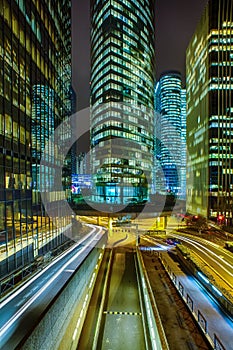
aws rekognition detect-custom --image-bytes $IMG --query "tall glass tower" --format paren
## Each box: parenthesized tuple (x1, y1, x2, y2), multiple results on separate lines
(186, 0, 233, 222)
(0, 0, 72, 278)
(90, 0, 155, 205)
(155, 71, 184, 197)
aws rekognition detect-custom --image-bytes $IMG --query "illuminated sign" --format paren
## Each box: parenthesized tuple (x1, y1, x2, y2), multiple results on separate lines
(71, 174, 92, 195)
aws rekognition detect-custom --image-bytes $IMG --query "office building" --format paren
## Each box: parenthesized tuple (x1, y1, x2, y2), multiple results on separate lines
(186, 0, 233, 221)
(155, 71, 185, 197)
(0, 0, 72, 278)
(90, 0, 155, 204)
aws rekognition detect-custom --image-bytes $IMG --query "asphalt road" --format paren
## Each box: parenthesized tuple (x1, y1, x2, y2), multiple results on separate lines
(0, 225, 104, 350)
(99, 249, 146, 350)
(169, 232, 233, 289)
(142, 235, 233, 349)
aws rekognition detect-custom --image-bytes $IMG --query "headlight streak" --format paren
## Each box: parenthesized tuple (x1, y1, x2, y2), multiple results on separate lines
(1, 225, 100, 309)
(0, 228, 103, 338)
(172, 234, 233, 278)
(197, 271, 210, 284)
(212, 285, 222, 297)
(142, 236, 169, 251)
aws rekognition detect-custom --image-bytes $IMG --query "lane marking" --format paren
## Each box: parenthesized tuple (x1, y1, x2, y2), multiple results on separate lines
(103, 311, 141, 316)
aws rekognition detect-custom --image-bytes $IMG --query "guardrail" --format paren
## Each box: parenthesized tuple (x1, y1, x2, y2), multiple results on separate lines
(175, 245, 233, 318)
(160, 255, 227, 350)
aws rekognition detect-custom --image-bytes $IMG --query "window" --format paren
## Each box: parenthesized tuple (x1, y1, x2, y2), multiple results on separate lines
(5, 114, 12, 136)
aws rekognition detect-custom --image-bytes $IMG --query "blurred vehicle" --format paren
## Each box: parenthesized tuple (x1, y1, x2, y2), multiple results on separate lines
(166, 237, 181, 245)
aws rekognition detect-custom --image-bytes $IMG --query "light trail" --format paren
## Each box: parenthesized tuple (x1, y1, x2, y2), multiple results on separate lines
(141, 236, 170, 251)
(0, 228, 102, 338)
(171, 234, 233, 279)
(0, 226, 98, 308)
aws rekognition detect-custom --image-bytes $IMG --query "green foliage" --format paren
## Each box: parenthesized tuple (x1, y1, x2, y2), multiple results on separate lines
(193, 215, 208, 231)
(185, 214, 208, 232)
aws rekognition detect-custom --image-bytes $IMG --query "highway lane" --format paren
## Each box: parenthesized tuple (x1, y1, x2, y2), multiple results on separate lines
(147, 232, 233, 289)
(99, 249, 146, 350)
(169, 233, 233, 288)
(141, 238, 233, 349)
(0, 225, 105, 350)
(80, 247, 147, 350)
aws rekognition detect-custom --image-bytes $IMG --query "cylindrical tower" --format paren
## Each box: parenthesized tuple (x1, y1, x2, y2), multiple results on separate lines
(155, 71, 182, 196)
(90, 0, 155, 204)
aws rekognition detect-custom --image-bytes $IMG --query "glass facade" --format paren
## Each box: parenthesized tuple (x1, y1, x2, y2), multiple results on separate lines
(186, 0, 233, 220)
(0, 0, 72, 278)
(155, 71, 185, 197)
(90, 0, 155, 204)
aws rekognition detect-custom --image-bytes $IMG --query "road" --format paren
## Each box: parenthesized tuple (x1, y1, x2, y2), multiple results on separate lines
(78, 247, 147, 349)
(142, 234, 233, 349)
(100, 249, 145, 350)
(168, 232, 233, 290)
(0, 225, 105, 350)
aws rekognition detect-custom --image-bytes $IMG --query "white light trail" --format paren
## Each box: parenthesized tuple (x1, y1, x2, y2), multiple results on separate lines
(1, 226, 98, 308)
(0, 228, 102, 338)
(173, 234, 233, 278)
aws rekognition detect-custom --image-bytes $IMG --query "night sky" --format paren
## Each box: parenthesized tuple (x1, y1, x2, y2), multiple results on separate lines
(72, 0, 208, 110)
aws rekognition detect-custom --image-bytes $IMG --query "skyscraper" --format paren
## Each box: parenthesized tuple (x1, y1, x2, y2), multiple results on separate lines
(155, 71, 185, 197)
(0, 1, 72, 278)
(186, 0, 233, 222)
(90, 0, 155, 204)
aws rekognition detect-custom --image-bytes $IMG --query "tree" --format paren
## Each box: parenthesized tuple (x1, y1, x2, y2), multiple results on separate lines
(192, 215, 208, 233)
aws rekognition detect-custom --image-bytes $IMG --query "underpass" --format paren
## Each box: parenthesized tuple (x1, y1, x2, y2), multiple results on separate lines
(78, 247, 148, 349)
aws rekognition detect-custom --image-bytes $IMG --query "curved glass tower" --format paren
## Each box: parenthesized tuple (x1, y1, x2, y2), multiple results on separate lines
(155, 71, 183, 196)
(90, 0, 155, 204)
